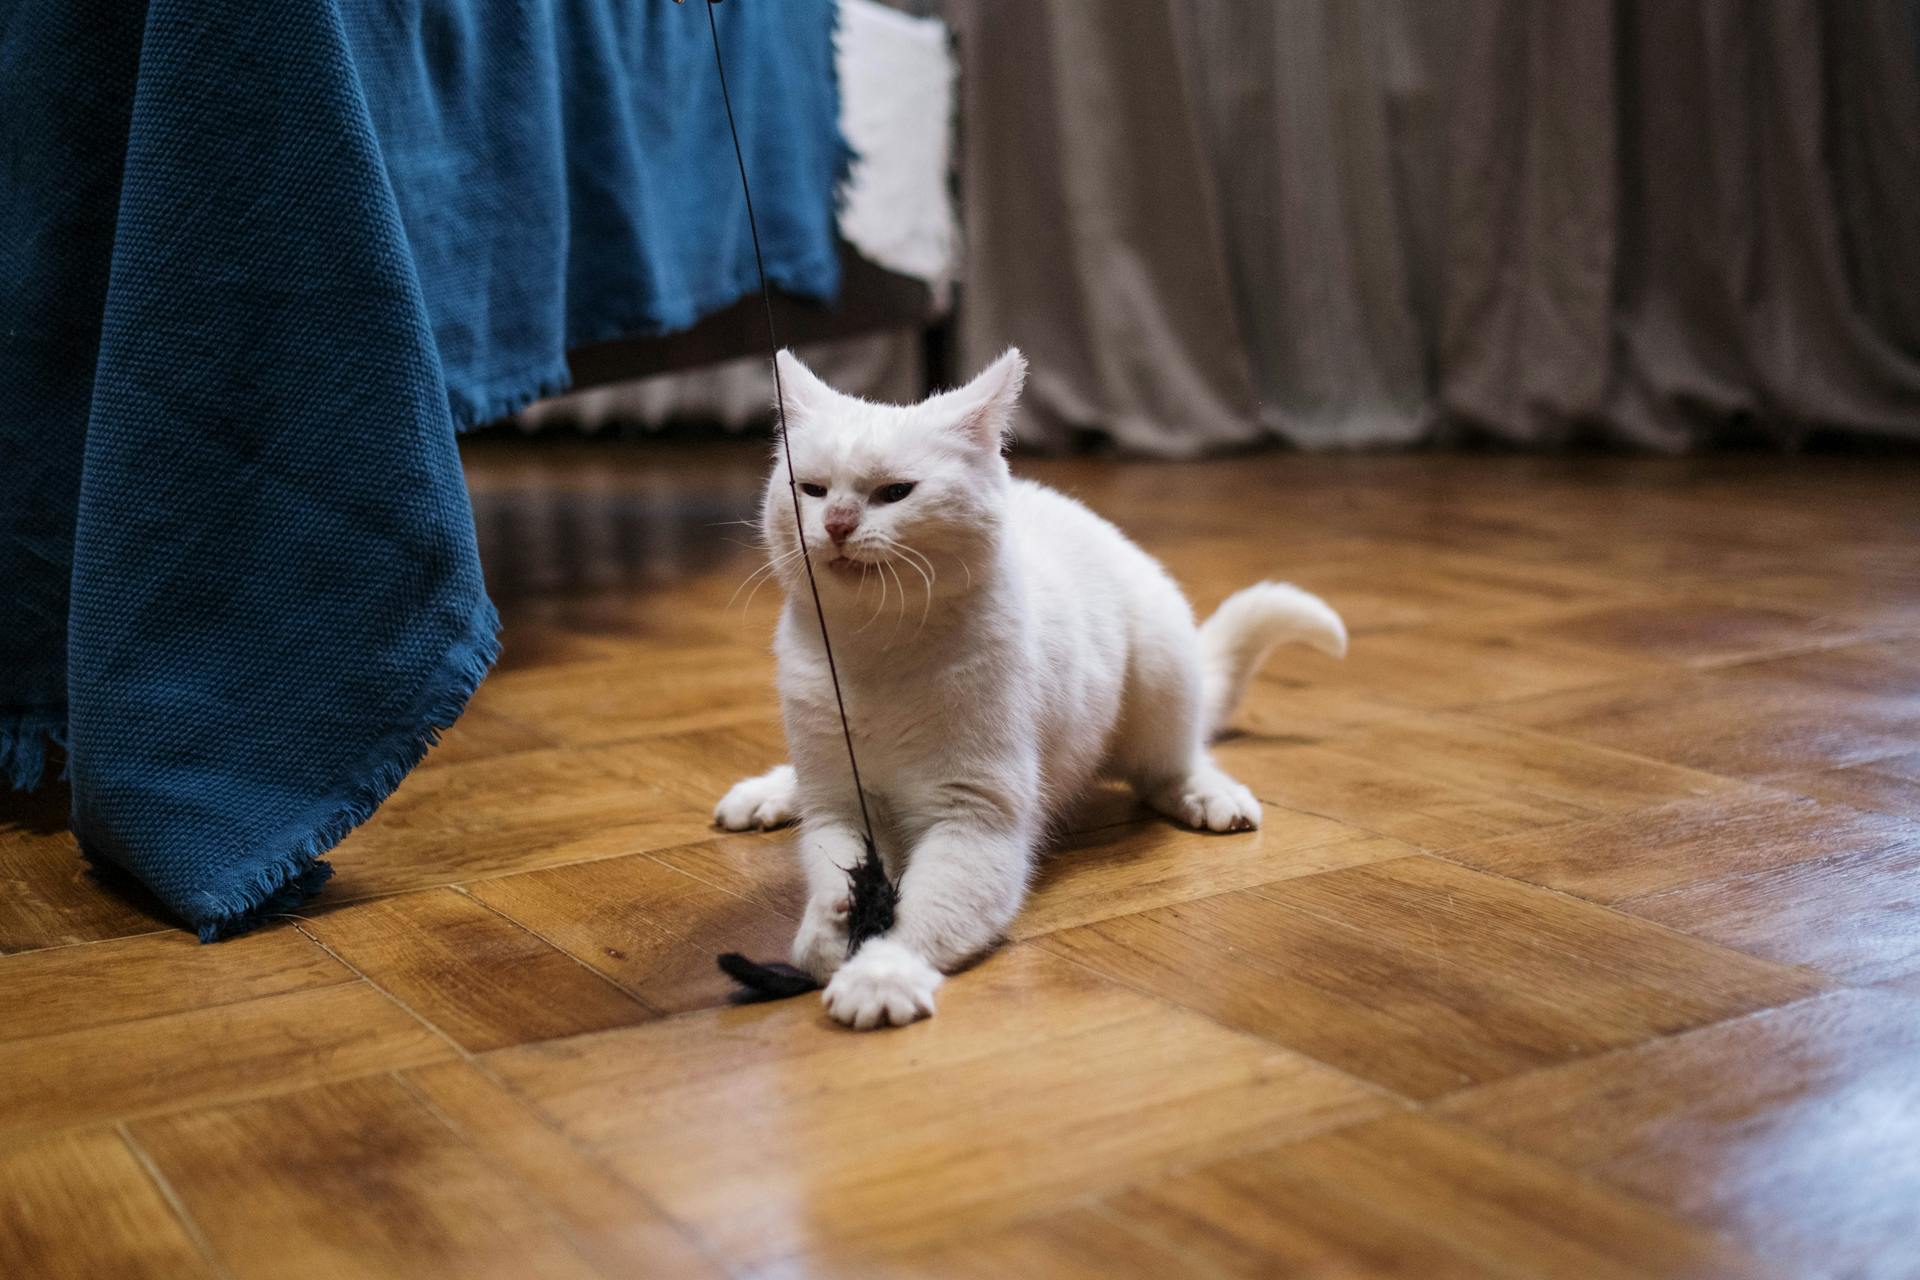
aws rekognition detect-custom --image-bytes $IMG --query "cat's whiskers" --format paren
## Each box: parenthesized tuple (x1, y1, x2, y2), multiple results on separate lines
(854, 556, 891, 633)
(726, 548, 786, 610)
(879, 537, 938, 637)
(883, 558, 911, 644)
(729, 544, 803, 613)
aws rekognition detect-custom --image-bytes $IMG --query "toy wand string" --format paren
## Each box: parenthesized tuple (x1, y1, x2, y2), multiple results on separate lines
(680, 0, 899, 999)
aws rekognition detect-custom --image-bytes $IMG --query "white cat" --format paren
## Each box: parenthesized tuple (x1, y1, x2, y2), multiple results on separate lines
(716, 348, 1346, 1029)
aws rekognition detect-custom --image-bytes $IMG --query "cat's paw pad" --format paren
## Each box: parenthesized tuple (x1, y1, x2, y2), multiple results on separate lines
(714, 766, 797, 831)
(1166, 772, 1262, 833)
(822, 939, 942, 1030)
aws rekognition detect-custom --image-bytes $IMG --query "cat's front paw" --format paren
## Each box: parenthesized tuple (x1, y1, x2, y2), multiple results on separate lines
(714, 765, 797, 831)
(822, 939, 942, 1030)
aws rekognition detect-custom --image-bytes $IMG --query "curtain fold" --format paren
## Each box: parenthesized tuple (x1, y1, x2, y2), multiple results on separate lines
(954, 0, 1261, 454)
(954, 0, 1920, 453)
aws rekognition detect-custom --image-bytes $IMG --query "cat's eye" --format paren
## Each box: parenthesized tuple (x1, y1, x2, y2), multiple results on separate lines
(874, 482, 916, 504)
(798, 483, 827, 498)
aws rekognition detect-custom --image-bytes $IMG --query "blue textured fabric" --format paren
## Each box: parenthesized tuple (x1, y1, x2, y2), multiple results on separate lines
(0, 0, 844, 937)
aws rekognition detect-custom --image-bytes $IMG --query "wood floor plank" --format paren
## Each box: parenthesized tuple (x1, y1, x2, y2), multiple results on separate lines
(0, 981, 452, 1140)
(1731, 636, 1920, 705)
(503, 585, 774, 661)
(1782, 750, 1920, 818)
(484, 616, 629, 673)
(1437, 989, 1920, 1279)
(1013, 820, 1403, 939)
(1385, 542, 1665, 614)
(424, 703, 556, 766)
(1517, 597, 1879, 668)
(1043, 857, 1823, 1098)
(1618, 841, 1920, 985)
(1282, 623, 1663, 710)
(402, 1061, 724, 1278)
(1157, 540, 1435, 634)
(483, 946, 1153, 1121)
(466, 852, 797, 1015)
(324, 744, 715, 899)
(768, 1112, 1771, 1279)
(1212, 739, 1586, 850)
(477, 648, 779, 746)
(520, 1016, 1379, 1267)
(0, 1129, 216, 1279)
(131, 1075, 607, 1280)
(752, 1205, 1202, 1280)
(303, 889, 652, 1051)
(602, 720, 792, 812)
(0, 784, 173, 951)
(1444, 790, 1920, 903)
(1106, 1114, 1769, 1280)
(1229, 672, 1417, 742)
(649, 831, 806, 919)
(487, 945, 1387, 1266)
(1215, 713, 1736, 855)
(1169, 537, 1651, 637)
(1325, 713, 1742, 814)
(0, 925, 349, 1043)
(1727, 560, 1920, 632)
(1489, 667, 1916, 780)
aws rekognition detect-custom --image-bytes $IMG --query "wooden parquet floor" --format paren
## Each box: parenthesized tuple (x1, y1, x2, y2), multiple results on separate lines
(4, 441, 1918, 1278)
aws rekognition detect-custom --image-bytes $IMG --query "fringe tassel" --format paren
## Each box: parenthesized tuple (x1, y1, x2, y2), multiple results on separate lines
(192, 600, 502, 941)
(1, 713, 69, 791)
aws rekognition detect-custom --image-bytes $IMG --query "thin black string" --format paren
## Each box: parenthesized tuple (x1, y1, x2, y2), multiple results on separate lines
(703, 0, 878, 853)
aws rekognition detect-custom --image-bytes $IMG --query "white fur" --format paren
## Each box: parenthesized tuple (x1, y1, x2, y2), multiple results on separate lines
(715, 348, 1345, 1028)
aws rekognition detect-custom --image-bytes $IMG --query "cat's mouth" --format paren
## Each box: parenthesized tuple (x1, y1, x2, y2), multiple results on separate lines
(825, 553, 868, 575)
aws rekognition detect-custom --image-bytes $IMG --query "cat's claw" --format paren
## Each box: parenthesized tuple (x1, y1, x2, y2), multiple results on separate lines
(822, 939, 942, 1030)
(714, 765, 798, 831)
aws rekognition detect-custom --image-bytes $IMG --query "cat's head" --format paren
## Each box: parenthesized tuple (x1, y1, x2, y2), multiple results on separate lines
(760, 347, 1027, 611)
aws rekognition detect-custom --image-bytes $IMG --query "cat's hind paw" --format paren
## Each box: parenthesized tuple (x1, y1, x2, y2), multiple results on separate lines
(714, 765, 798, 831)
(822, 939, 942, 1030)
(1152, 765, 1262, 833)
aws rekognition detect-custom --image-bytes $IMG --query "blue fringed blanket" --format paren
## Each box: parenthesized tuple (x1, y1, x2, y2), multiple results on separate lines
(0, 0, 845, 937)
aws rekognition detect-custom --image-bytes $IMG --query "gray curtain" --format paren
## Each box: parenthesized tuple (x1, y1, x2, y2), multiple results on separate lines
(952, 0, 1920, 453)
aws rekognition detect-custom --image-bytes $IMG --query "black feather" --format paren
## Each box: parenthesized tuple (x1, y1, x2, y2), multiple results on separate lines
(715, 835, 898, 1002)
(842, 834, 897, 953)
(716, 954, 819, 1003)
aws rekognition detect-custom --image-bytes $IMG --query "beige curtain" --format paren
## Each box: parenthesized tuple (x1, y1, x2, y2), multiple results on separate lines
(952, 0, 1920, 453)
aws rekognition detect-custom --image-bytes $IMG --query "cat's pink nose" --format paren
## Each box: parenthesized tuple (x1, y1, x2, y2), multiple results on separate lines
(825, 510, 860, 544)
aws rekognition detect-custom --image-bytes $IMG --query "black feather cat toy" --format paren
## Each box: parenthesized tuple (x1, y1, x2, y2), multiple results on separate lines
(717, 837, 897, 1002)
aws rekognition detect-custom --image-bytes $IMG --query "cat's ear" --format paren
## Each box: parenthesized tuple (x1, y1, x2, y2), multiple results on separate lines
(773, 349, 837, 425)
(926, 347, 1027, 452)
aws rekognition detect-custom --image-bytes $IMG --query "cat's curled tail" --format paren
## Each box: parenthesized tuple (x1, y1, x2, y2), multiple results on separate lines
(1197, 582, 1348, 737)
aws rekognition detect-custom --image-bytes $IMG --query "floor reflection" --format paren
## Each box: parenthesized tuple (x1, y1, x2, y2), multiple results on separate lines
(463, 433, 771, 603)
